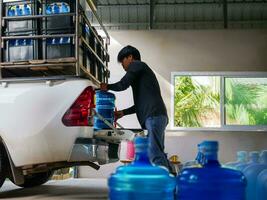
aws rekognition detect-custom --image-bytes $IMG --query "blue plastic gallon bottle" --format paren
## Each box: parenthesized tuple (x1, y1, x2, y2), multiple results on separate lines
(59, 37, 71, 44)
(236, 151, 260, 171)
(15, 5, 22, 16)
(260, 150, 267, 164)
(94, 91, 115, 129)
(177, 141, 247, 200)
(8, 39, 16, 47)
(15, 39, 22, 46)
(61, 2, 70, 13)
(46, 4, 52, 14)
(22, 4, 31, 15)
(8, 6, 15, 16)
(183, 144, 203, 169)
(225, 151, 247, 169)
(52, 3, 60, 14)
(108, 136, 176, 200)
(256, 169, 267, 200)
(243, 151, 267, 200)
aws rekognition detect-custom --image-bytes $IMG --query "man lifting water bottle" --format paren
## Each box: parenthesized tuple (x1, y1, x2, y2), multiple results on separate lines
(100, 45, 172, 172)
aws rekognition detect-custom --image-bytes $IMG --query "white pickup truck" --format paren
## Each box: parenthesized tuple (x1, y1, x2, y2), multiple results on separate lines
(0, 76, 137, 189)
(0, 0, 140, 189)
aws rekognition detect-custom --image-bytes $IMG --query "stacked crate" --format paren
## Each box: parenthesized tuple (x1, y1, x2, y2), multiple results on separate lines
(41, 0, 75, 59)
(81, 20, 109, 82)
(1, 0, 110, 82)
(3, 0, 41, 62)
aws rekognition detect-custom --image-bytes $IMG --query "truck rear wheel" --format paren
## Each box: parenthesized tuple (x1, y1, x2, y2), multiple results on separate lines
(16, 171, 53, 188)
(0, 147, 8, 188)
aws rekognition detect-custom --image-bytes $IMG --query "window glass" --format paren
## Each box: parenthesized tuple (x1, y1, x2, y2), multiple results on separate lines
(174, 76, 220, 127)
(225, 78, 267, 125)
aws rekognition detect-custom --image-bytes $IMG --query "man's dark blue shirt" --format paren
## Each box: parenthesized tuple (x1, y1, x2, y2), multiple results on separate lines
(107, 61, 168, 128)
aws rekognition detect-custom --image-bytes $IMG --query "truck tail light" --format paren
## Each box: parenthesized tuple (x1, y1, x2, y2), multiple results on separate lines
(62, 87, 95, 126)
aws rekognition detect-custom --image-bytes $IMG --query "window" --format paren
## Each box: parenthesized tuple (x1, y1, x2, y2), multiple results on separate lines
(171, 72, 267, 131)
(225, 78, 267, 126)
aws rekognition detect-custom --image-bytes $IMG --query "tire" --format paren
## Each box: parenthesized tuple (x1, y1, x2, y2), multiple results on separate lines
(16, 171, 53, 188)
(0, 146, 8, 188)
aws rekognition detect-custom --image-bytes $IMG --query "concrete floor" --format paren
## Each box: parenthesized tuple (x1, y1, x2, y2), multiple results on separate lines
(0, 179, 108, 200)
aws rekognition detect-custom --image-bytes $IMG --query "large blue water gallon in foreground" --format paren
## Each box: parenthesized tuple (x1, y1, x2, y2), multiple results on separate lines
(94, 91, 115, 130)
(177, 141, 247, 200)
(256, 169, 267, 200)
(108, 137, 176, 200)
(243, 150, 267, 200)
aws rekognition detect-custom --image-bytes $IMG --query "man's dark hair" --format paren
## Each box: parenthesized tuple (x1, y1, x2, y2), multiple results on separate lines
(117, 45, 141, 62)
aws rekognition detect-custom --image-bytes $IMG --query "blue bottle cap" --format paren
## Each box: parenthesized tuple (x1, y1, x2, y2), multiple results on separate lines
(200, 141, 218, 151)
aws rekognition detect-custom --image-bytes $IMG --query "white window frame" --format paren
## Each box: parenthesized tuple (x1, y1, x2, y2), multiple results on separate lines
(171, 71, 267, 132)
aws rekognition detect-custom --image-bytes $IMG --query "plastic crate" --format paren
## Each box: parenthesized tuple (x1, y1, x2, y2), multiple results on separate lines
(42, 36, 75, 59)
(41, 0, 75, 32)
(4, 38, 40, 62)
(4, 1, 40, 35)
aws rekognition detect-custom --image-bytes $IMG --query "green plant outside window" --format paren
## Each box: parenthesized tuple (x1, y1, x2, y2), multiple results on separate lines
(174, 76, 220, 127)
(225, 78, 267, 126)
(174, 76, 267, 128)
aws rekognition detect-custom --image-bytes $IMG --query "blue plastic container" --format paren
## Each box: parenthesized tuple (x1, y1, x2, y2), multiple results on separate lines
(225, 151, 247, 169)
(22, 4, 31, 16)
(61, 2, 70, 13)
(108, 137, 176, 200)
(8, 6, 15, 16)
(177, 141, 247, 200)
(236, 151, 260, 171)
(52, 3, 60, 14)
(94, 91, 115, 130)
(182, 144, 203, 169)
(15, 5, 22, 16)
(256, 169, 267, 200)
(243, 151, 267, 200)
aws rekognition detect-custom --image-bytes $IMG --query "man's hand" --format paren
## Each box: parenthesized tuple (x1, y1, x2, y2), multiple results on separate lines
(100, 83, 108, 91)
(115, 110, 124, 120)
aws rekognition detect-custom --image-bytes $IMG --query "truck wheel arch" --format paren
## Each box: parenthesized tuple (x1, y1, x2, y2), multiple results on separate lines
(0, 137, 25, 185)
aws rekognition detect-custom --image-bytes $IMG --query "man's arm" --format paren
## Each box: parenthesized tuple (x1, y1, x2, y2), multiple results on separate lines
(122, 105, 136, 116)
(107, 62, 143, 91)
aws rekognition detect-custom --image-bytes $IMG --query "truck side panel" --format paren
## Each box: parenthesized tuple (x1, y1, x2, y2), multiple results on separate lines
(0, 79, 95, 167)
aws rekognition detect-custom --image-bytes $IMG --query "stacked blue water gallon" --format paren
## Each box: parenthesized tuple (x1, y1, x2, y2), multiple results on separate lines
(177, 141, 247, 200)
(6, 3, 35, 61)
(46, 3, 71, 46)
(94, 91, 115, 130)
(108, 137, 176, 200)
(236, 151, 260, 171)
(243, 150, 267, 200)
(225, 151, 247, 169)
(257, 168, 267, 200)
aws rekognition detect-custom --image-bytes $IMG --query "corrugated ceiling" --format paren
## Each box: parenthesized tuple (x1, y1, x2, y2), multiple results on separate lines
(90, 0, 267, 29)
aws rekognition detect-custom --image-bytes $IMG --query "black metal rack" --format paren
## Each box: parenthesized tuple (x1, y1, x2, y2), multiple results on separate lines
(0, 0, 110, 85)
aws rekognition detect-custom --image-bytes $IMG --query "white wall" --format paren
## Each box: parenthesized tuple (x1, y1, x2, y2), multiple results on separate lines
(79, 30, 267, 178)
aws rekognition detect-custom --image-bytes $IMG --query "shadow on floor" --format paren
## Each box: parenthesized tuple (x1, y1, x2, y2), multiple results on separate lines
(0, 179, 108, 200)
